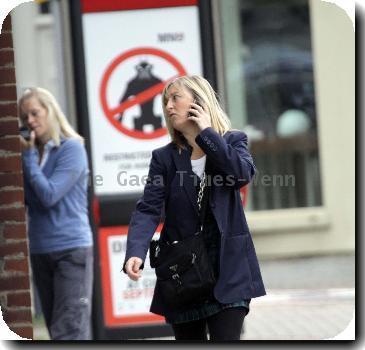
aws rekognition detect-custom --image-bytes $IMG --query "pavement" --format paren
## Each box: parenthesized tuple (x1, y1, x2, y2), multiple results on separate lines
(32, 253, 355, 341)
(241, 287, 354, 340)
(243, 253, 355, 340)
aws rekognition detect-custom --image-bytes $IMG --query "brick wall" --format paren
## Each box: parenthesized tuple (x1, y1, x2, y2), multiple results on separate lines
(0, 14, 33, 339)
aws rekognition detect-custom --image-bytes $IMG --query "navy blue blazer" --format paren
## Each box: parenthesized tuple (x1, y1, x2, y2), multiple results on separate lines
(124, 127, 266, 317)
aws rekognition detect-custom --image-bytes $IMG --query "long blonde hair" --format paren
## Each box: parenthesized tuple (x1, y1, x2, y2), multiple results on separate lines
(162, 75, 231, 148)
(18, 87, 83, 146)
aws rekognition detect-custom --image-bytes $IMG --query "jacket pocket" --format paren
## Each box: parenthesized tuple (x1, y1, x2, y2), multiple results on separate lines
(219, 234, 253, 290)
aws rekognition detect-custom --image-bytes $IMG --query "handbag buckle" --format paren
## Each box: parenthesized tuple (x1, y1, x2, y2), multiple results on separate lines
(169, 264, 178, 272)
(172, 273, 182, 285)
(154, 245, 160, 258)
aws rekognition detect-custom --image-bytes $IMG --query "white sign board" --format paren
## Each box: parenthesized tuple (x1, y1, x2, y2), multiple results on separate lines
(82, 6, 203, 195)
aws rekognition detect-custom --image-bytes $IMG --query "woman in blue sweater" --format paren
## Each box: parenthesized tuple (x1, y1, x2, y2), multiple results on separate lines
(19, 87, 93, 340)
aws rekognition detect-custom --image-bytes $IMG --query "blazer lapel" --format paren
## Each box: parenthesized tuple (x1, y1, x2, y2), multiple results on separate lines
(171, 146, 199, 214)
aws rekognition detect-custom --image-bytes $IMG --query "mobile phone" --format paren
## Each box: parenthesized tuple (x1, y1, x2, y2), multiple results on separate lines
(19, 126, 31, 140)
(189, 96, 202, 117)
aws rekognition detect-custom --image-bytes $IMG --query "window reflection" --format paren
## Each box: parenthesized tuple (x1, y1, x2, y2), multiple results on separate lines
(224, 0, 322, 210)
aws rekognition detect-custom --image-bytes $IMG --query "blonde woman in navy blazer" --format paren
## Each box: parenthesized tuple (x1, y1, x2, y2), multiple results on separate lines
(124, 75, 266, 340)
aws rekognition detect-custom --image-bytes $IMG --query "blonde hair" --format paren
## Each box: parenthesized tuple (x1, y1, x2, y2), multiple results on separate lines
(162, 75, 231, 148)
(18, 87, 83, 146)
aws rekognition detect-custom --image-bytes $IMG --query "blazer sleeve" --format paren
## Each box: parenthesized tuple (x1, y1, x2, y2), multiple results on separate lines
(195, 127, 256, 189)
(123, 149, 166, 272)
(22, 139, 87, 208)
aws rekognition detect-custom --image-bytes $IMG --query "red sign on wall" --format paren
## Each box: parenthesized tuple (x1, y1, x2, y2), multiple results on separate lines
(99, 225, 164, 327)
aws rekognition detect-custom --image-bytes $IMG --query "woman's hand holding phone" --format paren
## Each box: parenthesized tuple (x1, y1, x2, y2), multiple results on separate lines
(187, 100, 212, 131)
(19, 128, 36, 151)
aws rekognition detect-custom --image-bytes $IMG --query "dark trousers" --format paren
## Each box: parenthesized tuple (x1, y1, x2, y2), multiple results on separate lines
(171, 307, 248, 341)
(30, 246, 93, 340)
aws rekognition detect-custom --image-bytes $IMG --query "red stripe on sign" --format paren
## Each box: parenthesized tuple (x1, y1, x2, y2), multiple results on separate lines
(81, 0, 198, 13)
(109, 80, 169, 116)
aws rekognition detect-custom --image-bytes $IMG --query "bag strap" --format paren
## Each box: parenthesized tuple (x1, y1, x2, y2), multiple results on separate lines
(197, 171, 206, 212)
(157, 170, 209, 247)
(197, 171, 209, 232)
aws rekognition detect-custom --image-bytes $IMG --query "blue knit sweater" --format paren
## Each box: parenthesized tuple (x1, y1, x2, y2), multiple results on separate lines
(22, 138, 93, 254)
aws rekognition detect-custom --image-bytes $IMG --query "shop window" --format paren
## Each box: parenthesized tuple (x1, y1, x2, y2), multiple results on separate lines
(219, 0, 322, 210)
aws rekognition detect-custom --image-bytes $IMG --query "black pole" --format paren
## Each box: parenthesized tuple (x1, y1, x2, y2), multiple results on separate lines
(199, 0, 217, 90)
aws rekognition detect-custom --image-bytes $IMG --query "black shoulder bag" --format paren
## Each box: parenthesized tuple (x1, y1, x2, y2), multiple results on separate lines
(149, 171, 216, 309)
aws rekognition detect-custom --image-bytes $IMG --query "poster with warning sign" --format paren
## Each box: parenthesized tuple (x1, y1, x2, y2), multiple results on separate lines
(81, 1, 203, 196)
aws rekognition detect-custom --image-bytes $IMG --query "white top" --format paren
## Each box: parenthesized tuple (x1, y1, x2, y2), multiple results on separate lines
(191, 155, 206, 179)
(39, 139, 57, 169)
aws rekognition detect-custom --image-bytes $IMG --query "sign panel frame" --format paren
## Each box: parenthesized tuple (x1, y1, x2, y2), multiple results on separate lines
(69, 0, 216, 339)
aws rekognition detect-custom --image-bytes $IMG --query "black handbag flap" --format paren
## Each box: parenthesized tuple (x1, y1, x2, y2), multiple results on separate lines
(155, 251, 195, 280)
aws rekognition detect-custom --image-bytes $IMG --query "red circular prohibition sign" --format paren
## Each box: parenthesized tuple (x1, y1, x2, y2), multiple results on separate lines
(100, 47, 187, 140)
